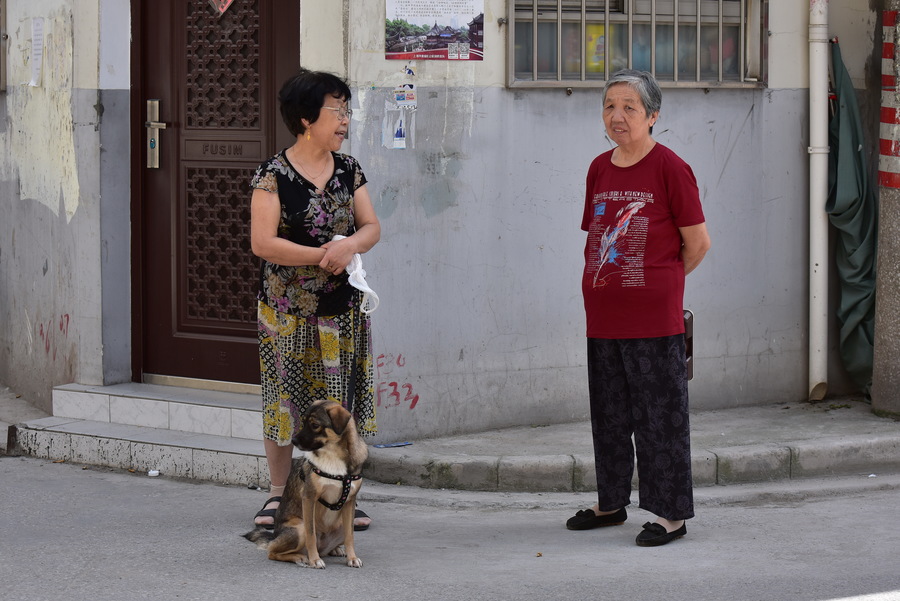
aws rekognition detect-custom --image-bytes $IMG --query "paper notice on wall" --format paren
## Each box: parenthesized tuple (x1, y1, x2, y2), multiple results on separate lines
(29, 18, 44, 87)
(383, 104, 416, 150)
(383, 84, 417, 149)
(393, 84, 417, 108)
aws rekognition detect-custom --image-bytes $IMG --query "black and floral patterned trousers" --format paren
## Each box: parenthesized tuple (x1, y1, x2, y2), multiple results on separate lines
(587, 335, 695, 521)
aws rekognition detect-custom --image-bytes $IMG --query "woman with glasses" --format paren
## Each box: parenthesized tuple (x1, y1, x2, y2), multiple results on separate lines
(567, 69, 710, 546)
(249, 69, 380, 532)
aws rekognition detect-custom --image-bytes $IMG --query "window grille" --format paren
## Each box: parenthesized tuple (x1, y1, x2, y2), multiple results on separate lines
(508, 0, 766, 88)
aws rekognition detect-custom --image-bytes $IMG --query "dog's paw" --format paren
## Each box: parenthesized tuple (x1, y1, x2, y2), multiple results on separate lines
(296, 556, 326, 569)
(329, 544, 347, 557)
(346, 556, 363, 568)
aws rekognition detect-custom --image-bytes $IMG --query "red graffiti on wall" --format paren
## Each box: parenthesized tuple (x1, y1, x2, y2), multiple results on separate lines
(375, 353, 420, 409)
(38, 314, 70, 361)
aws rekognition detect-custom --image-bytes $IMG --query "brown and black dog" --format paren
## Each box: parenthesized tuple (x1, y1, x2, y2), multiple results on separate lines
(244, 400, 368, 568)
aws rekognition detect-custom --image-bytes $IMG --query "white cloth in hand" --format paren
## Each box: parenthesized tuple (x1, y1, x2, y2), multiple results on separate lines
(332, 235, 379, 314)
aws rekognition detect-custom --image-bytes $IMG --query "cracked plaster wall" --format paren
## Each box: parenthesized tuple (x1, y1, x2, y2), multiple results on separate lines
(0, 0, 108, 411)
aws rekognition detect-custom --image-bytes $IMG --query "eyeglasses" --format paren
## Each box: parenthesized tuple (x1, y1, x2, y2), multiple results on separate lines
(322, 106, 353, 120)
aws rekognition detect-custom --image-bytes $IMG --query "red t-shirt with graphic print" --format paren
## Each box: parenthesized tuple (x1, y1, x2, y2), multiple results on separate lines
(581, 143, 705, 339)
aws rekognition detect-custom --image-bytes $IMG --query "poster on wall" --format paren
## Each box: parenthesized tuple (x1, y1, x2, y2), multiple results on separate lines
(383, 84, 417, 149)
(385, 0, 484, 61)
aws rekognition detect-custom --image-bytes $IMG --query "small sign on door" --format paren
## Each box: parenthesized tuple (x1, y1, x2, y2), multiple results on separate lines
(209, 0, 236, 16)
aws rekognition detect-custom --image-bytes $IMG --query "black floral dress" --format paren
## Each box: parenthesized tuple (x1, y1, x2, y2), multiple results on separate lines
(250, 150, 376, 442)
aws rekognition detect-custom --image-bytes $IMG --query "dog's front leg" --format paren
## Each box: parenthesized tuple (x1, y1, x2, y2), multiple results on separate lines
(300, 497, 325, 569)
(342, 500, 362, 568)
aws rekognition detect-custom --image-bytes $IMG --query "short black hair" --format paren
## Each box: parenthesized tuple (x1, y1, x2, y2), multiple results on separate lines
(279, 69, 353, 138)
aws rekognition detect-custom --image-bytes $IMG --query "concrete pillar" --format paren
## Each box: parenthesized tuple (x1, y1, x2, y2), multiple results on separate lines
(872, 2, 900, 417)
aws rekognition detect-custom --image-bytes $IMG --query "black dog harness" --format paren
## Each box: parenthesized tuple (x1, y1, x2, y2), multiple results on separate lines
(310, 466, 362, 511)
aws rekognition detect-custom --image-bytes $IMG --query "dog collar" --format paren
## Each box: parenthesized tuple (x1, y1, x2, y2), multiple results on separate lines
(311, 466, 362, 511)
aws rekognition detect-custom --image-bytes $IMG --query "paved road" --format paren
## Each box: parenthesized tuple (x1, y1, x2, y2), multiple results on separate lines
(2, 454, 899, 601)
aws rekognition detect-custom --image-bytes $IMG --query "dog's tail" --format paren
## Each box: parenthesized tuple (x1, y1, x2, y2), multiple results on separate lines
(242, 527, 276, 548)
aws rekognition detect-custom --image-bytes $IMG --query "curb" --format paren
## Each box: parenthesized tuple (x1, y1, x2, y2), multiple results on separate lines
(365, 435, 900, 493)
(355, 471, 900, 511)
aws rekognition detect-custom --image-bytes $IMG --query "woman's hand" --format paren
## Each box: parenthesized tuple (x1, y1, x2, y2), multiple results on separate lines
(319, 238, 355, 275)
(319, 184, 381, 275)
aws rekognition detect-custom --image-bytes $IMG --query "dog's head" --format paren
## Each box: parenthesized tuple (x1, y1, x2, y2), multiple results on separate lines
(291, 400, 353, 452)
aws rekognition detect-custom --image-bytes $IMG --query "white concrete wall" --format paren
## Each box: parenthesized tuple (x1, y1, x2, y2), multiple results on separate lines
(0, 0, 126, 410)
(0, 0, 881, 435)
(827, 3, 878, 90)
(328, 1, 877, 439)
(765, 2, 874, 89)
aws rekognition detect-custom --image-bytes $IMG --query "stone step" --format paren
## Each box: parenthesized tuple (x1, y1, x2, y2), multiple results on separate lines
(26, 383, 271, 486)
(14, 416, 268, 487)
(52, 382, 262, 441)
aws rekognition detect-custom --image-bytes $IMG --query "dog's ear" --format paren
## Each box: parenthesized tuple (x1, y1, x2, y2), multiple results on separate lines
(326, 403, 351, 435)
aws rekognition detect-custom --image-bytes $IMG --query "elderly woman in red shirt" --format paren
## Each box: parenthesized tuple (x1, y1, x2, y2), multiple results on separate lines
(567, 69, 711, 547)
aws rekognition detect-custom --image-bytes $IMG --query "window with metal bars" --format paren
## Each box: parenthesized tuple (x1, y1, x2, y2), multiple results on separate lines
(508, 0, 766, 87)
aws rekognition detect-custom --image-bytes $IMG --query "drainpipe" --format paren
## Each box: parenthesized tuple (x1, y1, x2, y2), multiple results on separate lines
(808, 0, 829, 401)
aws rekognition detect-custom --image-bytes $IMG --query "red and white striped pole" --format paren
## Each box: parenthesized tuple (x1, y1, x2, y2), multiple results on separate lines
(872, 5, 900, 417)
(879, 10, 900, 188)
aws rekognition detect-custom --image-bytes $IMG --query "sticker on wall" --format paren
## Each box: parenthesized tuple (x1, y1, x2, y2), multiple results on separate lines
(29, 18, 44, 87)
(385, 0, 484, 61)
(383, 104, 416, 150)
(393, 84, 417, 108)
(391, 112, 408, 149)
(383, 84, 417, 150)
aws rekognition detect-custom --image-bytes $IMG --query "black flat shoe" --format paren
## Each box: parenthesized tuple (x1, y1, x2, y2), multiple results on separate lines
(566, 507, 627, 530)
(635, 521, 687, 547)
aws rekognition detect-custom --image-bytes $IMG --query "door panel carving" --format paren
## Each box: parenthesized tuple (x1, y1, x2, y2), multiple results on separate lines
(185, 2, 261, 129)
(183, 167, 258, 325)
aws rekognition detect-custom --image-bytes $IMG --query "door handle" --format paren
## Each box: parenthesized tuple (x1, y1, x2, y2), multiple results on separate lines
(145, 99, 168, 169)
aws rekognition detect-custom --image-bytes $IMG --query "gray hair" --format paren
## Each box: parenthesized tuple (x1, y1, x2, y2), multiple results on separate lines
(602, 69, 662, 117)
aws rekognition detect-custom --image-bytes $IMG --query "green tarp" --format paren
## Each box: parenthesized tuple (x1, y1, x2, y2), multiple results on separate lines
(826, 41, 878, 392)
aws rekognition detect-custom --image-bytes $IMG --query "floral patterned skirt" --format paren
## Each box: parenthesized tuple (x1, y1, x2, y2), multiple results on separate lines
(258, 300, 376, 444)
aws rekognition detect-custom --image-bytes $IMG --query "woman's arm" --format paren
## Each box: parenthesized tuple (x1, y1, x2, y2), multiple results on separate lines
(250, 187, 327, 266)
(319, 184, 381, 274)
(679, 222, 710, 275)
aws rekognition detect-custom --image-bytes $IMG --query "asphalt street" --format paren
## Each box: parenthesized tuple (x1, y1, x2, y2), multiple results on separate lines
(2, 454, 899, 601)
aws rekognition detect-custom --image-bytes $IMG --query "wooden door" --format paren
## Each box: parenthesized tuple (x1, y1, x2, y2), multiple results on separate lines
(134, 1, 298, 384)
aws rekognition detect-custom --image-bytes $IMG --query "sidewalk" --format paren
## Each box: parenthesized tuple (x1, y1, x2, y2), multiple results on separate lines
(363, 397, 900, 491)
(3, 384, 899, 491)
